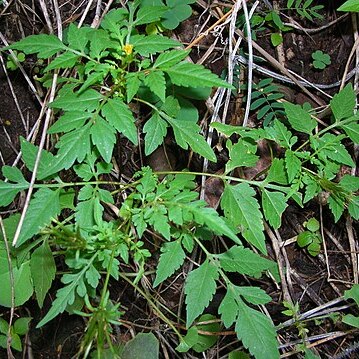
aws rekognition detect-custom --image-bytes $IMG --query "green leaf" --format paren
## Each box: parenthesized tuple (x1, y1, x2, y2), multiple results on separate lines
(221, 183, 266, 254)
(219, 287, 239, 328)
(48, 111, 91, 134)
(13, 317, 32, 335)
(342, 314, 359, 328)
(44, 52, 79, 71)
(176, 327, 198, 352)
(341, 118, 359, 143)
(67, 23, 93, 51)
(143, 112, 168, 155)
(102, 98, 138, 145)
(192, 314, 220, 353)
(126, 73, 142, 102)
(328, 195, 345, 222)
(344, 284, 359, 306)
(17, 188, 61, 246)
(90, 116, 116, 162)
(161, 0, 196, 30)
(261, 189, 288, 229)
(185, 260, 219, 327)
(226, 140, 259, 172)
(164, 115, 216, 162)
(131, 34, 180, 56)
(50, 85, 103, 112)
(135, 6, 167, 25)
(122, 333, 159, 359)
(338, 0, 359, 12)
(306, 217, 320, 232)
(165, 62, 233, 89)
(330, 84, 355, 121)
(0, 181, 29, 207)
(266, 158, 288, 185)
(44, 122, 92, 175)
(37, 254, 97, 327)
(235, 299, 279, 359)
(100, 9, 128, 38)
(284, 102, 317, 134)
(30, 240, 56, 308)
(7, 34, 66, 58)
(270, 33, 283, 46)
(265, 119, 297, 149)
(297, 231, 315, 247)
(144, 70, 166, 101)
(217, 246, 277, 278)
(20, 137, 56, 179)
(154, 49, 190, 68)
(153, 240, 186, 287)
(285, 150, 301, 182)
(236, 286, 272, 305)
(87, 29, 118, 59)
(2, 165, 26, 183)
(0, 251, 33, 307)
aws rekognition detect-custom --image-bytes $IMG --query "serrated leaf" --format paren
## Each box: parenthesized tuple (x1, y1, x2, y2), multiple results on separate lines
(90, 116, 116, 162)
(131, 34, 180, 56)
(17, 188, 61, 246)
(219, 287, 238, 328)
(185, 260, 219, 327)
(0, 257, 33, 307)
(330, 84, 355, 121)
(285, 150, 301, 182)
(236, 286, 272, 305)
(284, 102, 317, 134)
(266, 158, 288, 185)
(165, 62, 232, 89)
(348, 196, 359, 220)
(87, 29, 118, 59)
(0, 181, 29, 207)
(13, 317, 32, 336)
(100, 8, 128, 38)
(261, 189, 287, 229)
(50, 86, 103, 112)
(319, 133, 355, 167)
(44, 52, 79, 71)
(143, 112, 168, 155)
(221, 183, 266, 254)
(235, 299, 279, 359)
(30, 240, 56, 308)
(226, 140, 259, 172)
(102, 98, 138, 145)
(126, 73, 142, 102)
(164, 116, 216, 162)
(67, 23, 93, 52)
(266, 119, 297, 149)
(338, 0, 359, 12)
(154, 49, 190, 68)
(217, 246, 276, 278)
(44, 123, 92, 176)
(37, 254, 97, 327)
(144, 70, 166, 101)
(341, 118, 359, 143)
(135, 6, 167, 25)
(153, 240, 186, 287)
(48, 111, 91, 134)
(328, 195, 345, 222)
(20, 137, 56, 179)
(7, 34, 66, 58)
(2, 165, 26, 183)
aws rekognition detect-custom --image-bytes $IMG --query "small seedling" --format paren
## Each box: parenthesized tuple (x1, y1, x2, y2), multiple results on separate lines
(6, 51, 25, 71)
(0, 317, 32, 352)
(312, 50, 331, 70)
(297, 217, 322, 256)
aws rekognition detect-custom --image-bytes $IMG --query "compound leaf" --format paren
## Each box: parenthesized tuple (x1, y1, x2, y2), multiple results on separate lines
(185, 260, 219, 327)
(143, 112, 168, 155)
(144, 70, 166, 101)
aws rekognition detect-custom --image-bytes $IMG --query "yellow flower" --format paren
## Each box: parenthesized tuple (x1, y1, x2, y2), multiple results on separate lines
(123, 44, 133, 56)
